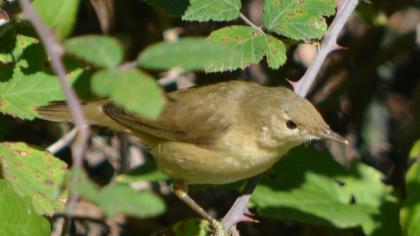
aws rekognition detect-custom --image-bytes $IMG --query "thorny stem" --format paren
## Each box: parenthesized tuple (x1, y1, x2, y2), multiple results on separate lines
(222, 0, 360, 231)
(295, 0, 359, 97)
(18, 0, 90, 218)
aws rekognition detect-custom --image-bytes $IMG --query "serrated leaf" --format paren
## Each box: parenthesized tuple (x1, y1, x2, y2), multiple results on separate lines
(252, 147, 400, 235)
(0, 180, 50, 236)
(65, 35, 124, 68)
(0, 73, 64, 119)
(32, 0, 79, 39)
(0, 30, 48, 81)
(143, 0, 189, 15)
(152, 219, 211, 236)
(91, 69, 165, 119)
(401, 140, 420, 236)
(138, 37, 237, 71)
(0, 142, 68, 215)
(182, 0, 241, 22)
(207, 26, 286, 72)
(262, 0, 336, 40)
(116, 160, 168, 184)
(0, 31, 39, 64)
(0, 70, 82, 119)
(264, 34, 287, 69)
(79, 178, 165, 218)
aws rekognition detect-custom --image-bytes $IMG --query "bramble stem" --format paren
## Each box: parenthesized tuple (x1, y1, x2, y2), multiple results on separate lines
(18, 0, 90, 220)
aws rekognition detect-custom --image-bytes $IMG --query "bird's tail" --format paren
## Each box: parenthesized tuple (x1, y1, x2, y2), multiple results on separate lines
(36, 100, 124, 131)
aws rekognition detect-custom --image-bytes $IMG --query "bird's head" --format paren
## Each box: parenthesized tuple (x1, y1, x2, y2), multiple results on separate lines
(255, 87, 347, 150)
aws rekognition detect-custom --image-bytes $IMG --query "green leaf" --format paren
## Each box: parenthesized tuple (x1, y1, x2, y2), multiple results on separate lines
(0, 73, 64, 119)
(0, 142, 68, 215)
(0, 30, 48, 80)
(401, 140, 420, 236)
(91, 69, 165, 119)
(265, 34, 287, 69)
(207, 26, 286, 72)
(0, 180, 51, 236)
(117, 160, 169, 184)
(138, 37, 237, 71)
(252, 147, 400, 235)
(143, 0, 189, 15)
(152, 219, 211, 236)
(79, 179, 165, 218)
(182, 0, 241, 22)
(409, 139, 420, 161)
(0, 31, 39, 64)
(65, 35, 124, 68)
(32, 0, 79, 39)
(262, 0, 336, 40)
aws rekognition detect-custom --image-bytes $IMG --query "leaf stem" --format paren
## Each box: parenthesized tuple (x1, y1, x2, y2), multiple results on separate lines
(18, 0, 90, 219)
(239, 13, 264, 33)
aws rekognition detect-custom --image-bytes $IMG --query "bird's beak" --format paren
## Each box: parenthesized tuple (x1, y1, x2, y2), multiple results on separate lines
(318, 127, 348, 145)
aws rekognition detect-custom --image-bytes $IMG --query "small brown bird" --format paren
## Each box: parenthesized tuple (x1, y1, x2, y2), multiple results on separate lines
(37, 80, 347, 226)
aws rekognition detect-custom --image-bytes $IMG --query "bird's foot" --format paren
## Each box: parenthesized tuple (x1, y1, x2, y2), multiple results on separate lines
(207, 218, 228, 236)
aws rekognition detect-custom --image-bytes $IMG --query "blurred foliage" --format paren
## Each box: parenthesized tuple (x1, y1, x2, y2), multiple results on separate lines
(0, 0, 418, 235)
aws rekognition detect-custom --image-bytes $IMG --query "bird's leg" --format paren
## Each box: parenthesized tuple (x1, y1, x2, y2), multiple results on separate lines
(172, 181, 226, 235)
(173, 180, 216, 222)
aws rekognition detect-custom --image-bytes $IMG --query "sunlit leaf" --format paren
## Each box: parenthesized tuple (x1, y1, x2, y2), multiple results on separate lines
(91, 69, 165, 119)
(138, 37, 237, 71)
(65, 35, 124, 68)
(32, 0, 79, 39)
(0, 142, 68, 215)
(401, 140, 420, 236)
(252, 147, 400, 235)
(207, 26, 286, 71)
(0, 180, 50, 236)
(182, 0, 241, 22)
(262, 0, 336, 40)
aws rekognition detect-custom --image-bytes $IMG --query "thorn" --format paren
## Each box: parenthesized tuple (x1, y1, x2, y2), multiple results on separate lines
(332, 43, 347, 51)
(237, 214, 259, 224)
(286, 79, 299, 91)
(243, 208, 255, 217)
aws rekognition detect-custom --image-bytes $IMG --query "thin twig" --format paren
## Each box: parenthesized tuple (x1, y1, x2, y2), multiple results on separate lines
(239, 13, 264, 33)
(222, 0, 360, 230)
(47, 128, 78, 154)
(18, 0, 90, 217)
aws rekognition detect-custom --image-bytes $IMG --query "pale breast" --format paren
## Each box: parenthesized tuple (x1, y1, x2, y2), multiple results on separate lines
(150, 139, 286, 184)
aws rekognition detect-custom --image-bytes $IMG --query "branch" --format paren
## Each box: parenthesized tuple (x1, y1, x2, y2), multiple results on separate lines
(47, 128, 78, 154)
(222, 0, 360, 230)
(18, 0, 90, 215)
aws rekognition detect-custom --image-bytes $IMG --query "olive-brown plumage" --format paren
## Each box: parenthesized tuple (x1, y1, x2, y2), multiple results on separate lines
(38, 80, 346, 184)
(37, 80, 347, 225)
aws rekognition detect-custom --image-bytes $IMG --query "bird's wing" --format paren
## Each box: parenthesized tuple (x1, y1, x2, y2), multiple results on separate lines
(103, 81, 248, 144)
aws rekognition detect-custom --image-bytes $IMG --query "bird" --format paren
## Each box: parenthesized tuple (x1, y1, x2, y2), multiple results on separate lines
(37, 80, 347, 228)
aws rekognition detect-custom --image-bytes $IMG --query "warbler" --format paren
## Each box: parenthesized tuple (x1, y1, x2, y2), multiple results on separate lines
(37, 80, 347, 226)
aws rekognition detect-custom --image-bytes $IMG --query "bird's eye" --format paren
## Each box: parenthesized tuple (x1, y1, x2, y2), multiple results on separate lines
(286, 120, 297, 129)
